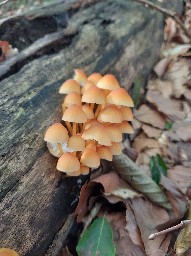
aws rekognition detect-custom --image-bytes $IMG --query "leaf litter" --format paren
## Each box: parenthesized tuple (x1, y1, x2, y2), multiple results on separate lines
(67, 4, 191, 256)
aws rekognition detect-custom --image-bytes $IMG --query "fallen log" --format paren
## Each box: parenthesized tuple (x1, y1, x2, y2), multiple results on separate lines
(0, 0, 183, 255)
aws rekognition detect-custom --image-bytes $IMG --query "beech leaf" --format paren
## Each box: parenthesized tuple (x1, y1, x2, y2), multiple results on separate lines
(113, 153, 171, 210)
(76, 217, 116, 256)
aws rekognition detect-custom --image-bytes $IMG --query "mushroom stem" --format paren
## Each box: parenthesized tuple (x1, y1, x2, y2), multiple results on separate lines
(73, 122, 77, 135)
(79, 123, 83, 132)
(104, 89, 110, 97)
(65, 121, 73, 135)
(94, 104, 102, 118)
(90, 103, 95, 110)
(58, 143, 64, 155)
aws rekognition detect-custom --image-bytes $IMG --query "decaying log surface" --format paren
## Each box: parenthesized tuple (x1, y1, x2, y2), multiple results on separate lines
(0, 0, 183, 255)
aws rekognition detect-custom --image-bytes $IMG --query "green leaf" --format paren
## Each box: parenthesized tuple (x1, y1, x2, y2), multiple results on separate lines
(77, 217, 116, 256)
(164, 121, 173, 130)
(149, 154, 168, 184)
(132, 75, 143, 108)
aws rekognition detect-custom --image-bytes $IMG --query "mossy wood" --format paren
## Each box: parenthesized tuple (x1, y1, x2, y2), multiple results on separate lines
(0, 0, 183, 255)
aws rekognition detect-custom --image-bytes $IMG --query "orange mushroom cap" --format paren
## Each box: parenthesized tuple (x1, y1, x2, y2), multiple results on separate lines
(82, 104, 95, 119)
(87, 73, 102, 85)
(68, 134, 85, 151)
(120, 106, 133, 121)
(120, 121, 134, 134)
(57, 152, 80, 173)
(82, 86, 106, 105)
(106, 88, 134, 107)
(74, 69, 87, 86)
(62, 104, 87, 123)
(97, 146, 113, 161)
(59, 79, 81, 94)
(80, 164, 90, 175)
(44, 123, 69, 143)
(81, 81, 95, 94)
(80, 148, 100, 168)
(97, 74, 120, 90)
(106, 124, 122, 142)
(97, 105, 123, 124)
(0, 248, 19, 256)
(63, 92, 82, 107)
(82, 124, 112, 146)
(110, 142, 122, 155)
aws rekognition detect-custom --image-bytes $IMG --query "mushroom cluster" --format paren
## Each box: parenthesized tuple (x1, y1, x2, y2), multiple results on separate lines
(44, 69, 134, 176)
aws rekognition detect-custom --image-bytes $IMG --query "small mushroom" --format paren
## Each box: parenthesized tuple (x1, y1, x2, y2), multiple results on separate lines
(59, 79, 81, 94)
(0, 248, 19, 256)
(62, 92, 82, 108)
(110, 142, 122, 155)
(57, 152, 80, 174)
(106, 88, 134, 107)
(44, 123, 69, 157)
(97, 74, 120, 90)
(62, 104, 87, 135)
(97, 105, 123, 124)
(97, 146, 113, 161)
(87, 73, 102, 85)
(74, 69, 87, 86)
(82, 124, 112, 146)
(80, 148, 100, 168)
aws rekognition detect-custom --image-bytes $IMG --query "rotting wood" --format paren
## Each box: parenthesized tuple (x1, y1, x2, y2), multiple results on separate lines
(0, 0, 183, 255)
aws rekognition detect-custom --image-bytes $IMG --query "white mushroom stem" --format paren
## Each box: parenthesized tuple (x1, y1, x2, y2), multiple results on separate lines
(58, 143, 64, 155)
(73, 122, 77, 135)
(94, 104, 102, 118)
(65, 121, 73, 135)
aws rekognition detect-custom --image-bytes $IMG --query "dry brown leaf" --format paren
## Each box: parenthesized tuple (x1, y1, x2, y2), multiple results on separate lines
(103, 211, 146, 256)
(126, 203, 144, 249)
(147, 79, 173, 98)
(154, 58, 172, 77)
(165, 17, 177, 42)
(160, 176, 188, 221)
(166, 121, 191, 142)
(134, 105, 166, 129)
(168, 165, 191, 194)
(147, 90, 185, 120)
(133, 132, 160, 153)
(131, 197, 171, 256)
(164, 60, 190, 98)
(142, 124, 161, 139)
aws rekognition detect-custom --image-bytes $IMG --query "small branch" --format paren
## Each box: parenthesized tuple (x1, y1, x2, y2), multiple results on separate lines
(133, 0, 191, 40)
(0, 0, 9, 6)
(149, 220, 191, 240)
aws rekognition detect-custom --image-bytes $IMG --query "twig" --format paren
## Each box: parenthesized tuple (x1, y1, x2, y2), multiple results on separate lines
(0, 0, 9, 6)
(0, 27, 76, 78)
(149, 220, 191, 240)
(133, 0, 191, 39)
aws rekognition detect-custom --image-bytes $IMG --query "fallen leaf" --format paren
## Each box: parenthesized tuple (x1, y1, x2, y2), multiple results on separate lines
(134, 104, 166, 129)
(104, 211, 146, 256)
(165, 17, 177, 41)
(175, 202, 191, 256)
(168, 166, 191, 194)
(142, 124, 161, 139)
(147, 79, 173, 98)
(154, 58, 172, 78)
(133, 132, 160, 153)
(162, 44, 191, 57)
(147, 90, 185, 120)
(164, 60, 190, 98)
(76, 217, 116, 256)
(131, 197, 171, 256)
